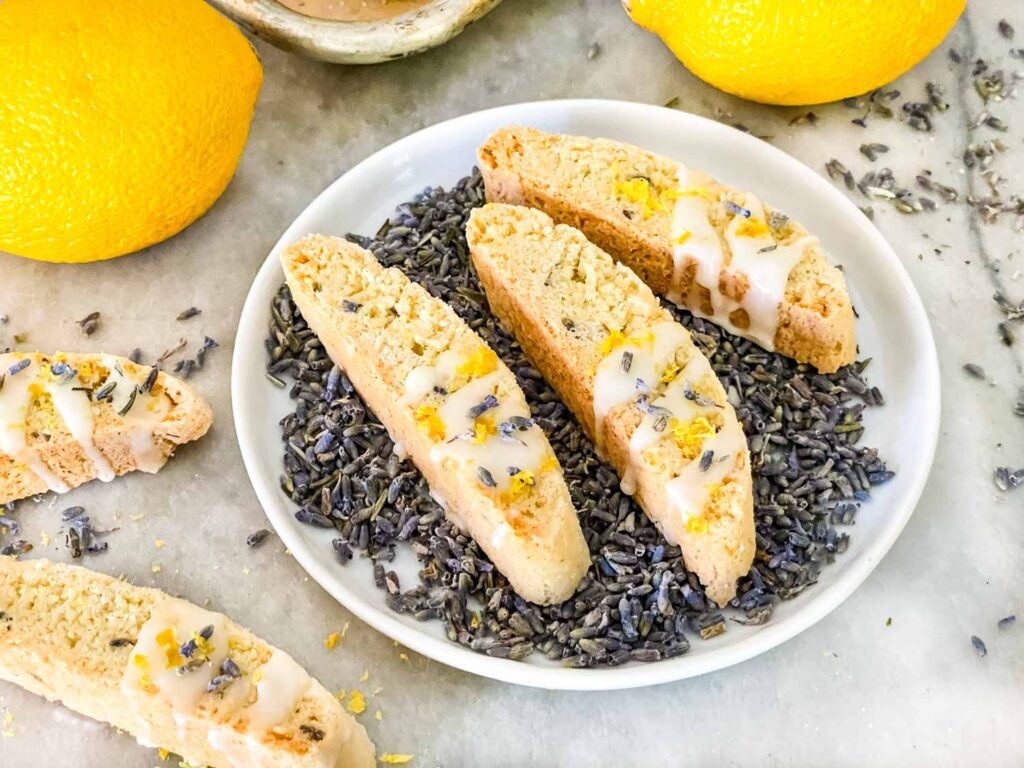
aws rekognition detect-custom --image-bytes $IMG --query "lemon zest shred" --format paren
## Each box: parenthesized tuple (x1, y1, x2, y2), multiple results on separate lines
(686, 515, 709, 535)
(599, 328, 653, 358)
(164, 646, 184, 669)
(471, 414, 497, 444)
(669, 416, 716, 458)
(456, 347, 498, 378)
(680, 185, 715, 201)
(659, 363, 681, 384)
(413, 405, 445, 441)
(599, 329, 627, 357)
(347, 690, 366, 715)
(735, 217, 773, 238)
(508, 469, 535, 499)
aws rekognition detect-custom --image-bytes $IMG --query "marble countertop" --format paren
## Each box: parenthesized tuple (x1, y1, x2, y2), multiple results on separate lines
(2, 2, 1021, 765)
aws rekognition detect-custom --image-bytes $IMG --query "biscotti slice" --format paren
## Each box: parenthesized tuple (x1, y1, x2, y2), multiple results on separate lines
(281, 234, 590, 605)
(467, 204, 755, 605)
(0, 352, 212, 504)
(0, 557, 374, 767)
(477, 126, 857, 374)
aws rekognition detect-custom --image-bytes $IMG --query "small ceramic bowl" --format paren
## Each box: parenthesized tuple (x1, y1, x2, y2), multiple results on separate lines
(209, 0, 502, 64)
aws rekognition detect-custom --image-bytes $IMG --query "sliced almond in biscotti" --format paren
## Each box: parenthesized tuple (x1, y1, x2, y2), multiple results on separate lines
(467, 203, 755, 605)
(477, 126, 857, 374)
(0, 352, 212, 505)
(0, 557, 375, 768)
(281, 234, 590, 605)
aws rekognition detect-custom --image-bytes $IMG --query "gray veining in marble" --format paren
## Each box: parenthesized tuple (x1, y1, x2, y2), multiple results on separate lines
(1, 1, 1021, 765)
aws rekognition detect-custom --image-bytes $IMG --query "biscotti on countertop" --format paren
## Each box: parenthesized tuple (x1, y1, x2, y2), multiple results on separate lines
(281, 234, 590, 605)
(477, 126, 856, 374)
(467, 203, 755, 605)
(0, 557, 375, 768)
(0, 352, 212, 505)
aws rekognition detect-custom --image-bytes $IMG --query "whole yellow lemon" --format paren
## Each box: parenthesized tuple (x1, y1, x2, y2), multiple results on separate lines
(623, 0, 965, 106)
(0, 0, 262, 263)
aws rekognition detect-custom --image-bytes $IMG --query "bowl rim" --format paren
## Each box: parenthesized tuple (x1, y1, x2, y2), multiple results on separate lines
(231, 98, 941, 690)
(210, 0, 503, 63)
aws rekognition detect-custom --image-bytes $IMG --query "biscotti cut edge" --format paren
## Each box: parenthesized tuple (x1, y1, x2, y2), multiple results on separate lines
(477, 126, 857, 374)
(281, 234, 590, 606)
(467, 203, 755, 605)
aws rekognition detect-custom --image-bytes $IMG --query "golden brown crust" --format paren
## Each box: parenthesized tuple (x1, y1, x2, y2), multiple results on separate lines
(467, 204, 754, 605)
(281, 235, 589, 605)
(478, 126, 857, 373)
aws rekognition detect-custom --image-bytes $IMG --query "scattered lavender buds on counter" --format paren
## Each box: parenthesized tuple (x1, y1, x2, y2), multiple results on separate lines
(158, 338, 187, 365)
(971, 635, 988, 657)
(998, 615, 1016, 630)
(177, 306, 202, 321)
(77, 311, 100, 336)
(62, 506, 112, 558)
(859, 143, 889, 162)
(173, 336, 218, 379)
(993, 467, 1024, 491)
(963, 363, 986, 380)
(246, 529, 272, 548)
(0, 540, 31, 557)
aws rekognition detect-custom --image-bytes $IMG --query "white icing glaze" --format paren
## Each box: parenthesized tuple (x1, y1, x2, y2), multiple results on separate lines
(125, 600, 320, 755)
(400, 349, 460, 406)
(664, 419, 747, 526)
(123, 599, 229, 713)
(670, 164, 811, 351)
(241, 650, 312, 732)
(621, 355, 721, 496)
(591, 322, 690, 454)
(432, 371, 547, 494)
(44, 366, 115, 482)
(491, 521, 512, 549)
(99, 356, 170, 473)
(0, 353, 69, 493)
(406, 349, 550, 496)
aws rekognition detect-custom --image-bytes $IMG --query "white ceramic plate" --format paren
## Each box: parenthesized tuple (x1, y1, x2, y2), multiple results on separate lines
(232, 99, 940, 690)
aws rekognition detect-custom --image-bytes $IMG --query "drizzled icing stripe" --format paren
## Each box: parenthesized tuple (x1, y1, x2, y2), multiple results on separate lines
(404, 347, 552, 505)
(0, 354, 69, 493)
(0, 353, 172, 495)
(125, 599, 315, 747)
(590, 322, 748, 531)
(668, 163, 813, 351)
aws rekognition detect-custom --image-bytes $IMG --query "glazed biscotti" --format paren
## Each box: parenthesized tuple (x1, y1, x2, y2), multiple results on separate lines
(467, 204, 754, 605)
(0, 352, 212, 504)
(0, 558, 375, 768)
(477, 126, 857, 373)
(281, 234, 590, 605)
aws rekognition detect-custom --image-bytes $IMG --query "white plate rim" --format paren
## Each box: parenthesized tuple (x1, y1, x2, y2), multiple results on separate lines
(231, 98, 941, 691)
